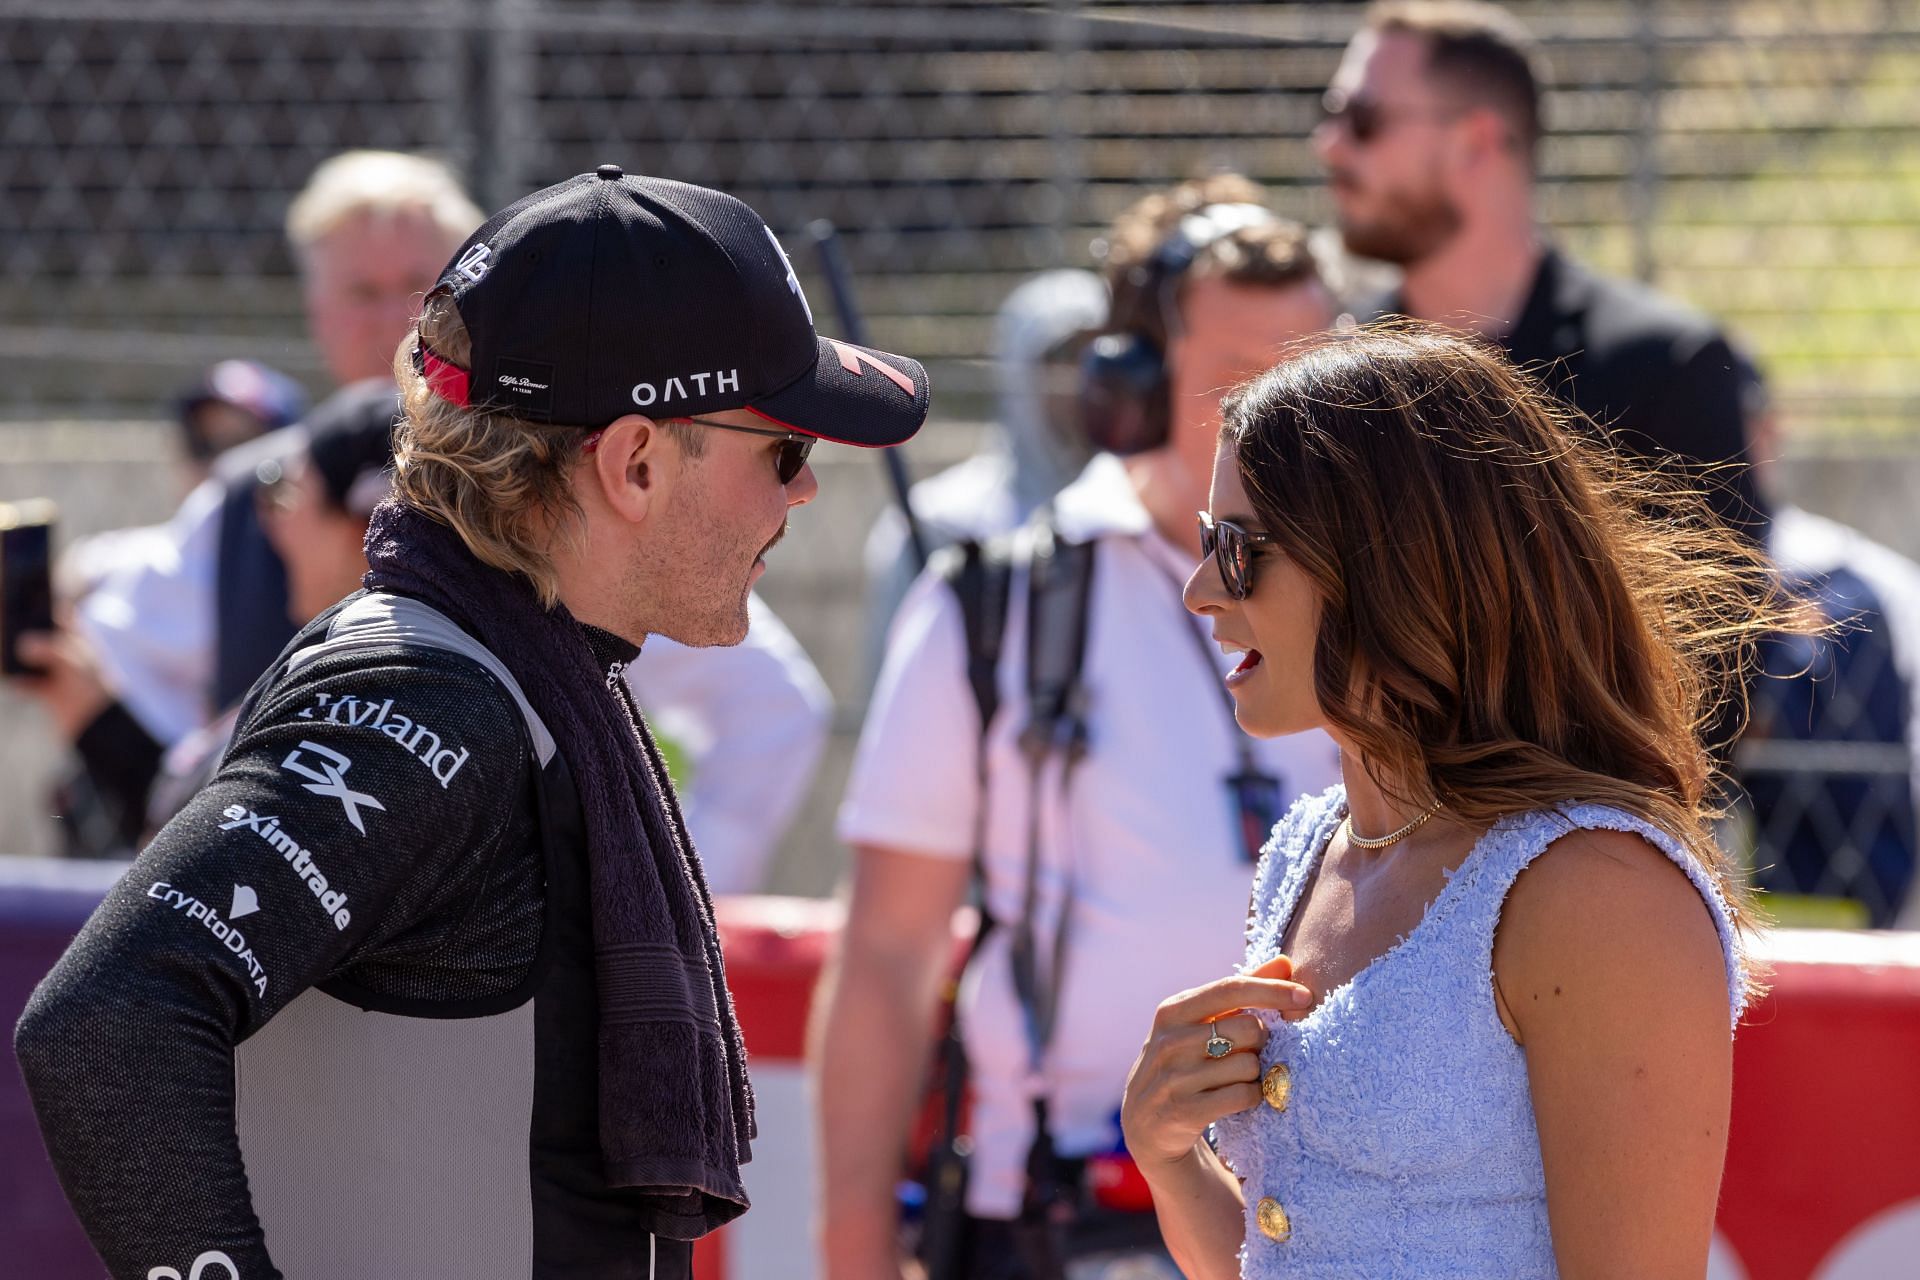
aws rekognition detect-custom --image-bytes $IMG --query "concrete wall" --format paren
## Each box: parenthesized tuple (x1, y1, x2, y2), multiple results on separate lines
(1, 421, 1914, 894)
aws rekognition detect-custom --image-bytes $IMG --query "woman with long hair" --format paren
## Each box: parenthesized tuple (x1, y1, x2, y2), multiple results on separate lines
(1119, 327, 1803, 1278)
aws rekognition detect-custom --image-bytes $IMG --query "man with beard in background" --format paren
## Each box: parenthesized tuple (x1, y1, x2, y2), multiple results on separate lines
(1316, 0, 1763, 540)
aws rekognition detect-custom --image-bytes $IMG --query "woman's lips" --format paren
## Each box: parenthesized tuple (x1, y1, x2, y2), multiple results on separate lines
(1226, 649, 1264, 688)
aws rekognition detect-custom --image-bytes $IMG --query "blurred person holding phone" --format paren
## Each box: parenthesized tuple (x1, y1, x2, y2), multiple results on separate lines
(813, 175, 1342, 1280)
(10, 381, 401, 852)
(1121, 327, 1800, 1279)
(74, 151, 487, 742)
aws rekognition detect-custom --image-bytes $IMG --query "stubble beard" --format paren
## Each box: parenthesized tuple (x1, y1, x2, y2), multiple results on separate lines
(1336, 183, 1464, 267)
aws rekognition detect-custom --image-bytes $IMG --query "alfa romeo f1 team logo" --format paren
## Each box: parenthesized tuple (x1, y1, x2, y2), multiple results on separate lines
(280, 740, 386, 835)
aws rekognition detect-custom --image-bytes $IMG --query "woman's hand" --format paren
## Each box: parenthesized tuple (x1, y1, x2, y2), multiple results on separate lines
(1120, 955, 1310, 1172)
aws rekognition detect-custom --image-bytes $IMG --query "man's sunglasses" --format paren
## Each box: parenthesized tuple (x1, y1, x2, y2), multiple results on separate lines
(678, 416, 815, 485)
(1320, 92, 1454, 146)
(1198, 511, 1278, 601)
(582, 416, 815, 485)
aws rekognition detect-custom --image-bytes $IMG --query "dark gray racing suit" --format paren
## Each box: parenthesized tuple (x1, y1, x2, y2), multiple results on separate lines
(15, 592, 695, 1280)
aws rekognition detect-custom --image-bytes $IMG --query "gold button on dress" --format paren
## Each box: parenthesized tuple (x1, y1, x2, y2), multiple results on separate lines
(1256, 1196, 1292, 1242)
(1262, 1063, 1292, 1112)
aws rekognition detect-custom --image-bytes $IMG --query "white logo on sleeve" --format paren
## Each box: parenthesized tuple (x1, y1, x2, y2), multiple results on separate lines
(764, 224, 813, 324)
(148, 1250, 242, 1280)
(218, 806, 353, 931)
(455, 242, 492, 283)
(229, 885, 260, 920)
(281, 740, 386, 835)
(296, 693, 471, 788)
(146, 883, 268, 998)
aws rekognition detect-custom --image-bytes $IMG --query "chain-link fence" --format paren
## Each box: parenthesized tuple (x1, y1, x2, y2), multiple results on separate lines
(5, 0, 1920, 429)
(3, 0, 1919, 912)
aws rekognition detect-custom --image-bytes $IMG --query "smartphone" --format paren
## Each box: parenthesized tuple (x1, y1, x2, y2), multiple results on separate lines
(0, 499, 56, 676)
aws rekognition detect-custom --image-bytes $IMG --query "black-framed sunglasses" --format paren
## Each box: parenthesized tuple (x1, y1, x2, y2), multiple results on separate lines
(1319, 91, 1454, 146)
(1198, 511, 1278, 601)
(677, 416, 816, 485)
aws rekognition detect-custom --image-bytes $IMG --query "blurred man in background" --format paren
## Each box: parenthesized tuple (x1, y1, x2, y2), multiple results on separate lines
(1318, 0, 1764, 539)
(289, 150, 491, 388)
(54, 359, 308, 607)
(15, 382, 401, 853)
(76, 151, 484, 740)
(814, 174, 1343, 1280)
(174, 360, 310, 491)
(1735, 352, 1920, 928)
(860, 269, 1108, 684)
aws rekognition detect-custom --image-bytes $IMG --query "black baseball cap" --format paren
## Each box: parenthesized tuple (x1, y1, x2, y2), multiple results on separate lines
(415, 165, 929, 448)
(304, 379, 402, 516)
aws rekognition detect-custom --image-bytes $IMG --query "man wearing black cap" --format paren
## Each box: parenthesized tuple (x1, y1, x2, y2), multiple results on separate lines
(16, 167, 929, 1280)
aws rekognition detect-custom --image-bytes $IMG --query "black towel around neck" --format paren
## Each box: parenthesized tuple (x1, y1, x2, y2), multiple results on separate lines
(363, 499, 755, 1239)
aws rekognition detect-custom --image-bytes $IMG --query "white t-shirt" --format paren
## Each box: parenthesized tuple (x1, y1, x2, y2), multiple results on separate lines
(626, 595, 832, 896)
(839, 454, 1342, 1217)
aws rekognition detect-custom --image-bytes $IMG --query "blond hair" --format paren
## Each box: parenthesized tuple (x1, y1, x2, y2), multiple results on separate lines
(287, 150, 484, 264)
(392, 290, 707, 606)
(391, 292, 587, 606)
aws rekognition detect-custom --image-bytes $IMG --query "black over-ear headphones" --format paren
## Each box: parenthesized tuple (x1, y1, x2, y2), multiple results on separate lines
(1079, 203, 1278, 456)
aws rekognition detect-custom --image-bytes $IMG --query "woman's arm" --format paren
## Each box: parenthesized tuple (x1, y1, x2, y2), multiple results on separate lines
(1121, 957, 1311, 1280)
(1495, 828, 1736, 1280)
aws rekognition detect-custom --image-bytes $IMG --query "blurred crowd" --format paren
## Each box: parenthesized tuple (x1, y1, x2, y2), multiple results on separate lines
(2, 1, 1917, 1273)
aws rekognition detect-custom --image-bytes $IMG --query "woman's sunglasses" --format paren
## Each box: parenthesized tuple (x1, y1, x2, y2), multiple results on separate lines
(582, 416, 815, 485)
(1197, 511, 1278, 601)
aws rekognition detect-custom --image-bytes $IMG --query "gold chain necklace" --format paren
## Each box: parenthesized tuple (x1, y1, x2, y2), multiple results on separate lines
(1343, 801, 1442, 851)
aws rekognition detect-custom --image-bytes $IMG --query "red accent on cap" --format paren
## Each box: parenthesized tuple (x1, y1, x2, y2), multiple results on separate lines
(421, 347, 472, 407)
(826, 339, 917, 395)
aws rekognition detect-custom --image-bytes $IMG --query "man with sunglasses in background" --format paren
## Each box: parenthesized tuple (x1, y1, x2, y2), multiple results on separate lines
(814, 174, 1341, 1280)
(1318, 0, 1763, 540)
(18, 166, 928, 1280)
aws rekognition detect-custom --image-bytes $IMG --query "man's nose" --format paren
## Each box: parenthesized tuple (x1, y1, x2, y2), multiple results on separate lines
(785, 461, 820, 508)
(1311, 117, 1345, 169)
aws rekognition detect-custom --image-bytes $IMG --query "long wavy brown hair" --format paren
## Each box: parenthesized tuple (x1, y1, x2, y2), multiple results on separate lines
(1221, 326, 1809, 976)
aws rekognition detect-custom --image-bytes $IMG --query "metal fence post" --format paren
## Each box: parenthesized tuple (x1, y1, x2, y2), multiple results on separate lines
(1629, 0, 1662, 284)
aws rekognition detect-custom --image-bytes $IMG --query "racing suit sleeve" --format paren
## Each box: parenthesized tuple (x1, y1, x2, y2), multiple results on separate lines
(13, 646, 533, 1280)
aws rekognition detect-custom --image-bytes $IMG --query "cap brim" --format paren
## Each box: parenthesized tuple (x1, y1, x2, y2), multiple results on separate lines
(747, 335, 929, 447)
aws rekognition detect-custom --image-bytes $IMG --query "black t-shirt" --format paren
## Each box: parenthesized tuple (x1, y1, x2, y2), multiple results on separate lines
(1384, 247, 1767, 541)
(15, 595, 693, 1279)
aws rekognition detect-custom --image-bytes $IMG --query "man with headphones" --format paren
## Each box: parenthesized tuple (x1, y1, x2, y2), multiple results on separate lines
(814, 174, 1343, 1280)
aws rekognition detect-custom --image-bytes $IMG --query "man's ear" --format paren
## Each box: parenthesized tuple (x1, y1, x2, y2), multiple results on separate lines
(1455, 105, 1514, 174)
(587, 413, 673, 526)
